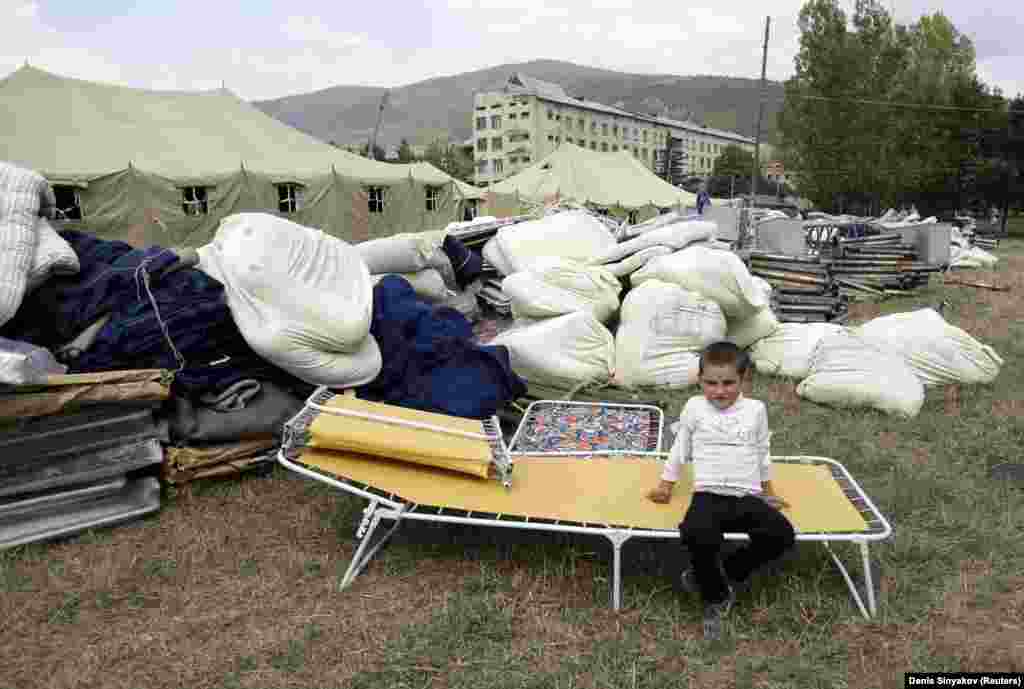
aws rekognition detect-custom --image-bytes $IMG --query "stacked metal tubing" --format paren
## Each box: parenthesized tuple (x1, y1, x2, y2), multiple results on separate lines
(828, 233, 940, 292)
(746, 253, 849, 324)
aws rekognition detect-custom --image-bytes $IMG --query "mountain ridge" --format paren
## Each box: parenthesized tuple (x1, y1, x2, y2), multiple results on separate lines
(252, 59, 785, 149)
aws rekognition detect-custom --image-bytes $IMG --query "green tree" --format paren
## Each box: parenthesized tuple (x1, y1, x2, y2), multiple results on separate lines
(779, 0, 994, 215)
(359, 142, 386, 161)
(712, 144, 754, 178)
(423, 139, 475, 184)
(397, 138, 413, 164)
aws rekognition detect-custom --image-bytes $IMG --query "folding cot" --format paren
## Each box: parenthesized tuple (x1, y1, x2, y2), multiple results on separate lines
(279, 390, 893, 618)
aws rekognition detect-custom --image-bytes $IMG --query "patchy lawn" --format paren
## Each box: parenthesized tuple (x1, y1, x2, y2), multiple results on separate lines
(2, 242, 1023, 689)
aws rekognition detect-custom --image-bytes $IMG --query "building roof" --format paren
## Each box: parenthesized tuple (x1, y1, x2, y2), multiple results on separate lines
(483, 73, 755, 146)
(490, 142, 697, 209)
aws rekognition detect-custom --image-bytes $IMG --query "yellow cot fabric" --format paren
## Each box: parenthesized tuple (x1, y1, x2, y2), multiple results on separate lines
(296, 451, 869, 534)
(307, 396, 493, 479)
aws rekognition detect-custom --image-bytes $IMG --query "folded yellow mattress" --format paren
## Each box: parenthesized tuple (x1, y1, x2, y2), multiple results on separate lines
(307, 396, 494, 479)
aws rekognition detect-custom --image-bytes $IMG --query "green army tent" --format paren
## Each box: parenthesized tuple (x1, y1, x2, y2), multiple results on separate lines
(489, 143, 697, 222)
(0, 65, 485, 246)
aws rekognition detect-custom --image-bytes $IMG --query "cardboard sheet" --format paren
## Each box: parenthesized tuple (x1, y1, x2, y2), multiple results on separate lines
(296, 451, 869, 534)
(0, 369, 170, 420)
(307, 396, 493, 479)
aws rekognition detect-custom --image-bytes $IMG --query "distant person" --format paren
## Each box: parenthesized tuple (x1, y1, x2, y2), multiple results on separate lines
(647, 342, 795, 641)
(696, 184, 711, 215)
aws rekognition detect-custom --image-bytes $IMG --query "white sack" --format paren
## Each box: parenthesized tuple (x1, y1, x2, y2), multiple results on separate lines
(614, 280, 724, 389)
(482, 235, 517, 276)
(950, 245, 998, 269)
(630, 245, 769, 320)
(796, 331, 924, 418)
(604, 246, 674, 278)
(492, 311, 615, 390)
(491, 210, 617, 274)
(591, 220, 716, 265)
(26, 217, 80, 292)
(372, 268, 450, 303)
(0, 162, 45, 328)
(198, 213, 379, 387)
(750, 323, 847, 379)
(502, 258, 622, 323)
(726, 308, 781, 349)
(855, 308, 1003, 386)
(354, 229, 446, 276)
(624, 210, 698, 238)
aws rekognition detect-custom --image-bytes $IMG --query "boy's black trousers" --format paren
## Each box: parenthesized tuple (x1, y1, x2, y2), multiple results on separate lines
(679, 491, 796, 605)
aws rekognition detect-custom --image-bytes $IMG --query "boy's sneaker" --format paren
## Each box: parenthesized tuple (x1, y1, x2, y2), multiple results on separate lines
(678, 567, 699, 595)
(702, 585, 736, 641)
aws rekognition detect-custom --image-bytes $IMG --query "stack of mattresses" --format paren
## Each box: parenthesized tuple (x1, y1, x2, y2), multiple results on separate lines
(0, 370, 168, 548)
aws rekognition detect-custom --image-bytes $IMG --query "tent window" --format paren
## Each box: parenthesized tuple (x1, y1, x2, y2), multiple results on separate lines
(425, 185, 442, 212)
(276, 183, 305, 213)
(53, 185, 83, 221)
(366, 186, 387, 213)
(182, 186, 210, 216)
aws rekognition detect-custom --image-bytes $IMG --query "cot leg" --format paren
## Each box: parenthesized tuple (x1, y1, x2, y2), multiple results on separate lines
(606, 531, 631, 611)
(860, 542, 877, 617)
(340, 502, 406, 590)
(822, 541, 871, 620)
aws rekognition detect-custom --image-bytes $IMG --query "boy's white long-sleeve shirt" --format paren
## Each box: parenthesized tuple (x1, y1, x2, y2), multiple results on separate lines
(661, 395, 771, 496)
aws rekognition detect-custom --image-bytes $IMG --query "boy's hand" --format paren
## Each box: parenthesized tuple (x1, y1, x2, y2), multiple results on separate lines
(647, 481, 674, 504)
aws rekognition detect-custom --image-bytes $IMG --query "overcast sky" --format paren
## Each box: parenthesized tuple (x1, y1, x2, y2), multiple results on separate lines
(2, 0, 1021, 102)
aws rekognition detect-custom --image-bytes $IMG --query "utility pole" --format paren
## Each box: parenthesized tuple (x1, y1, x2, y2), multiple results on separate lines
(751, 16, 770, 209)
(367, 91, 390, 161)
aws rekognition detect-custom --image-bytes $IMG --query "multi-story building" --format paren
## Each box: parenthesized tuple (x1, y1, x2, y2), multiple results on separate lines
(472, 73, 755, 187)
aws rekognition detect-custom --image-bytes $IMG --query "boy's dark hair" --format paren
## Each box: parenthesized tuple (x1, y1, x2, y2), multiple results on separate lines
(698, 341, 751, 377)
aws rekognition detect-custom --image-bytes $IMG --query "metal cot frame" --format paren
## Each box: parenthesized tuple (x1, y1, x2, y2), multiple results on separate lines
(279, 392, 892, 619)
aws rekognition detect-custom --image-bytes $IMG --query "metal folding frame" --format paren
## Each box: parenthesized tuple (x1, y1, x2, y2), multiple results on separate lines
(279, 392, 892, 619)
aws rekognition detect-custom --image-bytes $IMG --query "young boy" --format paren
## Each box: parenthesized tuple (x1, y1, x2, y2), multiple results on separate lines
(647, 341, 795, 640)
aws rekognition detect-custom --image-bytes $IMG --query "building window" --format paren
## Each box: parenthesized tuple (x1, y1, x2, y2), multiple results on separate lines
(548, 135, 556, 142)
(521, 156, 530, 163)
(591, 122, 597, 133)
(477, 160, 489, 174)
(601, 142, 609, 152)
(476, 117, 487, 130)
(276, 183, 305, 213)
(577, 118, 584, 131)
(602, 123, 609, 135)
(477, 138, 488, 152)
(493, 159, 504, 175)
(509, 133, 530, 143)
(182, 186, 210, 216)
(425, 185, 441, 212)
(590, 142, 597, 150)
(366, 186, 387, 213)
(612, 145, 619, 152)
(509, 156, 519, 164)
(547, 109, 554, 120)
(521, 111, 529, 118)
(578, 139, 585, 147)
(642, 130, 648, 142)
(490, 115, 502, 128)
(555, 114, 561, 121)
(509, 113, 518, 120)
(491, 137, 503, 150)
(52, 185, 83, 221)
(613, 125, 619, 137)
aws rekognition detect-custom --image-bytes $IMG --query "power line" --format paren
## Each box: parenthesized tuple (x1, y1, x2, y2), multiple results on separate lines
(770, 91, 1024, 115)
